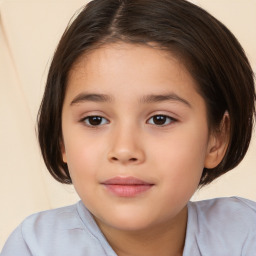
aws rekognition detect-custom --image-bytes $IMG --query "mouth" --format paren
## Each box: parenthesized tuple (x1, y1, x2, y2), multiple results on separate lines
(101, 176, 154, 197)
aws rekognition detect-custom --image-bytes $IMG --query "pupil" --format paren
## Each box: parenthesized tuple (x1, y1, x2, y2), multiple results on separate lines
(153, 115, 166, 125)
(89, 116, 102, 125)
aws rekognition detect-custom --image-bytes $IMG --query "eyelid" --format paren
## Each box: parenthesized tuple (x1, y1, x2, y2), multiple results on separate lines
(78, 112, 178, 128)
(146, 114, 178, 126)
(80, 115, 110, 127)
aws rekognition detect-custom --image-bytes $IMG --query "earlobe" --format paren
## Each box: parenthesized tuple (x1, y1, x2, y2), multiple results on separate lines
(204, 112, 230, 169)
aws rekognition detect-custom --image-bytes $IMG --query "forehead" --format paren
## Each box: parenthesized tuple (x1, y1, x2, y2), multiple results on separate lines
(65, 42, 203, 107)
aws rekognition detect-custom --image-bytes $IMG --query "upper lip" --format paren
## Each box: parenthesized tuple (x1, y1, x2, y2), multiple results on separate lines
(102, 176, 153, 185)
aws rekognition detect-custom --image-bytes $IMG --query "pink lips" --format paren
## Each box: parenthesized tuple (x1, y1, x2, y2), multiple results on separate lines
(102, 176, 154, 197)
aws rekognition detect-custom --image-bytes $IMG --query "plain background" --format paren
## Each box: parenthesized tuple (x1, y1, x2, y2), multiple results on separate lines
(0, 0, 255, 249)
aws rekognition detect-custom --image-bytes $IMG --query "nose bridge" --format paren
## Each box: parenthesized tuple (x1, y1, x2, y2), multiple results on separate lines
(108, 120, 145, 164)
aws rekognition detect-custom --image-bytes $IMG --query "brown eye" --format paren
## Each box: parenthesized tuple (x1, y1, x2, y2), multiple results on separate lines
(148, 115, 174, 126)
(83, 116, 108, 126)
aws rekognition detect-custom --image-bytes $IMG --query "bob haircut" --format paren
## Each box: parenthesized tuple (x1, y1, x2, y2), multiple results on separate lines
(38, 0, 255, 186)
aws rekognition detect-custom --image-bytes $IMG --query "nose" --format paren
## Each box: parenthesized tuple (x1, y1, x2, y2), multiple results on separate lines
(107, 126, 145, 165)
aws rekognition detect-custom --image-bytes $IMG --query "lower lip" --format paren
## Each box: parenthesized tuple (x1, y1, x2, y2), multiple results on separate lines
(104, 184, 153, 197)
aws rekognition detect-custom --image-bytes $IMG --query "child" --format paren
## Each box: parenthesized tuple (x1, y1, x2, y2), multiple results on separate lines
(1, 0, 255, 255)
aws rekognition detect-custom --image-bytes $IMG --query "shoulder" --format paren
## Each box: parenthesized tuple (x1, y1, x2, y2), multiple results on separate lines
(1, 203, 83, 255)
(19, 202, 89, 248)
(185, 197, 256, 256)
(1, 202, 116, 256)
(190, 196, 256, 220)
(21, 202, 82, 231)
(189, 196, 256, 232)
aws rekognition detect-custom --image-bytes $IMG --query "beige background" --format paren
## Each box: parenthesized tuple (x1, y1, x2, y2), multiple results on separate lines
(0, 0, 255, 249)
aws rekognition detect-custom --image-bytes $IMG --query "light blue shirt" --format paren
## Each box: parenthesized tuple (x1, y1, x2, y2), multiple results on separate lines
(1, 197, 256, 256)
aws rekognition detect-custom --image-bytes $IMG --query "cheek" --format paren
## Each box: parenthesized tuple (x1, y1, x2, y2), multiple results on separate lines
(63, 134, 105, 179)
(150, 125, 208, 187)
(64, 137, 104, 201)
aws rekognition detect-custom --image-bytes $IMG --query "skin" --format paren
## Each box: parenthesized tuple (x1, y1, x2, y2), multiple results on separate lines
(61, 43, 228, 256)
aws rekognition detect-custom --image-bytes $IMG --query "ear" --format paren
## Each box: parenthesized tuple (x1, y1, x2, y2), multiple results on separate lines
(60, 139, 67, 163)
(204, 112, 230, 169)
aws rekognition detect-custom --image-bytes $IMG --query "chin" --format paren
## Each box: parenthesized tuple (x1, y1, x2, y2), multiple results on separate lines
(99, 212, 158, 232)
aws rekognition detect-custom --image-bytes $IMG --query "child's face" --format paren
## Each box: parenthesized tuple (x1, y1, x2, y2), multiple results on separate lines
(61, 42, 215, 232)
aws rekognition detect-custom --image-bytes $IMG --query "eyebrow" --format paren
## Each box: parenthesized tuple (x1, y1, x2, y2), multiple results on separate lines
(70, 93, 114, 105)
(70, 92, 191, 108)
(139, 93, 191, 107)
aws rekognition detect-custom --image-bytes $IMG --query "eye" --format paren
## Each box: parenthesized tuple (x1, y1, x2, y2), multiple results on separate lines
(82, 116, 109, 127)
(147, 115, 175, 126)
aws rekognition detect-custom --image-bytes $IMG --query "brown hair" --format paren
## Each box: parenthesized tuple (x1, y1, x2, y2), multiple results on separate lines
(38, 0, 255, 186)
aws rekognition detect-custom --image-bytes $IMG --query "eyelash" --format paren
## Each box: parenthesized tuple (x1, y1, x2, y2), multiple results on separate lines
(147, 115, 176, 126)
(81, 115, 177, 128)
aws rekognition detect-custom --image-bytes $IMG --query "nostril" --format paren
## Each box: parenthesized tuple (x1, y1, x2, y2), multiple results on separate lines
(110, 156, 138, 162)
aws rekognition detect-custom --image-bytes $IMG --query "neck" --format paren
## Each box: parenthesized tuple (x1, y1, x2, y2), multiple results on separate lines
(96, 206, 188, 256)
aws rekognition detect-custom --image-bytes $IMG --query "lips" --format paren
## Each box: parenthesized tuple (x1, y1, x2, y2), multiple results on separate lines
(101, 176, 154, 197)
